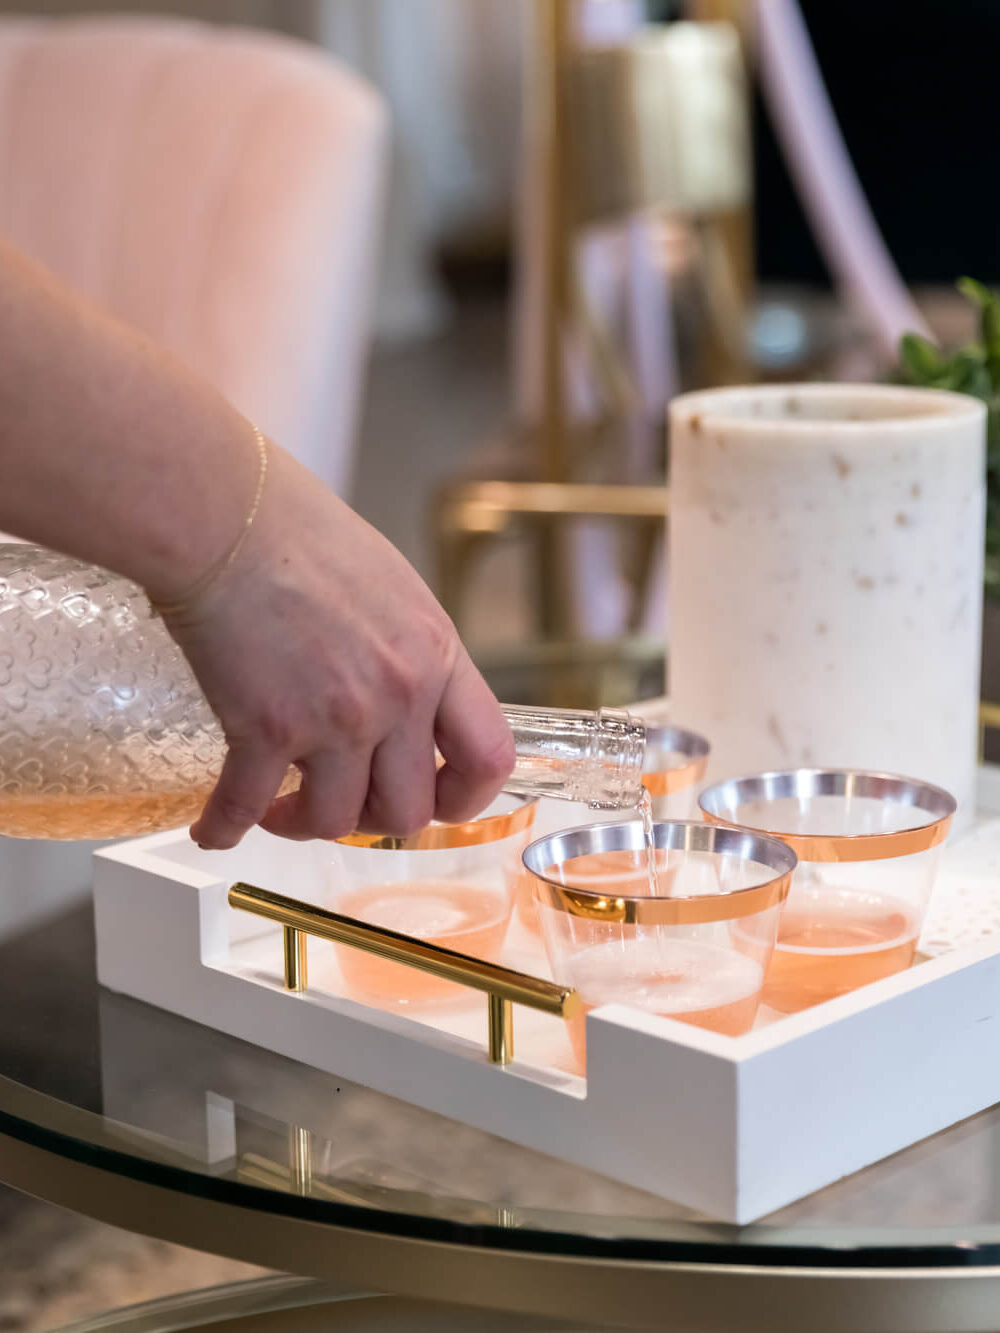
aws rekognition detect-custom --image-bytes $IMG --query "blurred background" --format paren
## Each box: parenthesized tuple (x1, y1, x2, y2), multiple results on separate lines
(0, 0, 996, 1322)
(0, 0, 993, 713)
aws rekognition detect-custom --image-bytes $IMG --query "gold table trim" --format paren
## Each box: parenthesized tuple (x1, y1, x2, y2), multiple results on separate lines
(4, 1127, 1000, 1332)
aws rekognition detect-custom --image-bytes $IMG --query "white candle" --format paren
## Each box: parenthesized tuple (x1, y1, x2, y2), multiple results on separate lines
(669, 385, 986, 826)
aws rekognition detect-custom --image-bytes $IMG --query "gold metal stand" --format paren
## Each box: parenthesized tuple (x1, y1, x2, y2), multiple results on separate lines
(980, 701, 1000, 759)
(228, 883, 579, 1067)
(433, 3, 754, 703)
(435, 478, 667, 630)
(535, 0, 575, 642)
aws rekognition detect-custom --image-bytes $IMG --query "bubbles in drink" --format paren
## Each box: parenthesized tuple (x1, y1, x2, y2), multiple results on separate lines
(571, 936, 764, 1017)
(348, 889, 470, 937)
(335, 879, 511, 1007)
(761, 884, 919, 1012)
(564, 935, 764, 1071)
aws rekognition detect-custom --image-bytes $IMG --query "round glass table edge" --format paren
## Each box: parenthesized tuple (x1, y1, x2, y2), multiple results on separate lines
(4, 1072, 1000, 1273)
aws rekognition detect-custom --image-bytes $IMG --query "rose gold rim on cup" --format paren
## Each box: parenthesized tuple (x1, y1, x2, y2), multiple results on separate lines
(641, 724, 710, 797)
(337, 794, 537, 852)
(698, 770, 956, 863)
(522, 819, 796, 925)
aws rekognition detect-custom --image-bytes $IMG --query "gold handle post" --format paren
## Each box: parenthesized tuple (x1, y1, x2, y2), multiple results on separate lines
(229, 883, 580, 1067)
(282, 925, 308, 992)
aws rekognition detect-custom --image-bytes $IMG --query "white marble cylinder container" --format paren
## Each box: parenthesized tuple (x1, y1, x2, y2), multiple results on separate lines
(668, 384, 987, 825)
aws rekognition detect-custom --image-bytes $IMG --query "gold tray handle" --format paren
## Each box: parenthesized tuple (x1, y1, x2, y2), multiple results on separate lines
(228, 883, 581, 1067)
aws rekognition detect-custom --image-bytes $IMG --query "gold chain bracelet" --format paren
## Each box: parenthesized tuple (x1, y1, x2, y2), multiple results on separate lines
(149, 423, 269, 618)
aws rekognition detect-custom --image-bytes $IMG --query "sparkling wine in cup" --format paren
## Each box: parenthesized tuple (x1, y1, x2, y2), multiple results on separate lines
(521, 820, 795, 1074)
(513, 723, 710, 934)
(325, 793, 536, 1008)
(699, 770, 956, 1013)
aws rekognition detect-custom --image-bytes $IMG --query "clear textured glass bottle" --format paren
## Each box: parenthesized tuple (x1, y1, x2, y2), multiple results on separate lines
(0, 546, 648, 839)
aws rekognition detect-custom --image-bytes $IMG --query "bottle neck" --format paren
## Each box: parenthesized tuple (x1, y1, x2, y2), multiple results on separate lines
(501, 704, 647, 809)
(583, 707, 648, 808)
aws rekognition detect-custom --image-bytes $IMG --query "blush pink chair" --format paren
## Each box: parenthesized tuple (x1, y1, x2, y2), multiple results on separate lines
(0, 14, 388, 494)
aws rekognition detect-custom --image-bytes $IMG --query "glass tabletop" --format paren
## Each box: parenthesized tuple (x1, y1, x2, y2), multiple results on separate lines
(2, 899, 1000, 1272)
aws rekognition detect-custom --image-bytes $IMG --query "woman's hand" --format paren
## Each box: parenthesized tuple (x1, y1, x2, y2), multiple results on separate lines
(163, 447, 514, 849)
(0, 241, 511, 846)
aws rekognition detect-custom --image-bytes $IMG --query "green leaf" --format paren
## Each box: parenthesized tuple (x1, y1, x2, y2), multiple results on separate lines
(958, 275, 994, 308)
(951, 358, 993, 401)
(956, 278, 1000, 382)
(896, 279, 1000, 595)
(983, 302, 1000, 380)
(899, 332, 943, 383)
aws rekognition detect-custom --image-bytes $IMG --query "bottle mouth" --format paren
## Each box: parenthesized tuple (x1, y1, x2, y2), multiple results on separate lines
(587, 708, 647, 809)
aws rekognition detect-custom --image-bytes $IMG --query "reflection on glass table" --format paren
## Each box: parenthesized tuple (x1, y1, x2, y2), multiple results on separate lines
(59, 1275, 575, 1332)
(3, 902, 1000, 1332)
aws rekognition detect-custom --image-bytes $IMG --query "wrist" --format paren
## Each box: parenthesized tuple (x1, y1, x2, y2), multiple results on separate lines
(143, 420, 270, 613)
(149, 425, 269, 617)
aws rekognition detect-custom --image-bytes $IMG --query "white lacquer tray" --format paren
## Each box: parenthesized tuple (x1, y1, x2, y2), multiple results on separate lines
(94, 768, 1000, 1225)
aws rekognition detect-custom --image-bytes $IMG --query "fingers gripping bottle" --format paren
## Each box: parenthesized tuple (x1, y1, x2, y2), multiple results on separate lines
(0, 545, 647, 839)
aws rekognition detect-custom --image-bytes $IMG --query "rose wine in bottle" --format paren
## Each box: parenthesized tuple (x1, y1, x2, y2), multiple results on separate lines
(0, 546, 647, 840)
